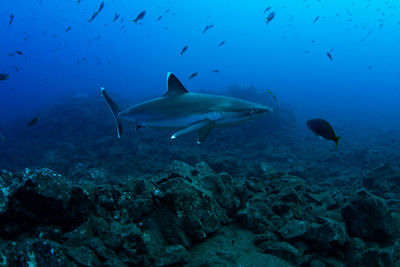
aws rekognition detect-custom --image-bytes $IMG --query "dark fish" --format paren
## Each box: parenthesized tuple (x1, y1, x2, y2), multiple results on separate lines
(307, 119, 340, 148)
(0, 73, 10, 81)
(218, 41, 226, 46)
(212, 70, 219, 73)
(133, 11, 146, 24)
(266, 12, 276, 24)
(9, 13, 14, 25)
(313, 16, 320, 23)
(203, 24, 214, 34)
(88, 1, 104, 22)
(188, 72, 198, 79)
(14, 66, 19, 72)
(180, 45, 188, 55)
(267, 89, 277, 102)
(164, 9, 170, 14)
(264, 7, 271, 13)
(112, 13, 120, 22)
(65, 26, 71, 32)
(15, 50, 23, 55)
(97, 1, 104, 13)
(326, 52, 333, 61)
(157, 16, 162, 21)
(27, 117, 39, 127)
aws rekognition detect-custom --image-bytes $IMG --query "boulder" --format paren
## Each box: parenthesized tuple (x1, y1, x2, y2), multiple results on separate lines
(341, 189, 395, 243)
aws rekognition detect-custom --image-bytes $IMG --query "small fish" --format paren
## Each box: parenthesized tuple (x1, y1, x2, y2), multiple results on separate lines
(188, 72, 198, 79)
(180, 45, 188, 55)
(218, 41, 226, 46)
(65, 26, 71, 32)
(14, 66, 19, 72)
(97, 1, 105, 13)
(267, 89, 277, 102)
(368, 65, 373, 69)
(212, 70, 219, 73)
(133, 11, 146, 24)
(9, 13, 14, 25)
(0, 74, 10, 81)
(157, 16, 162, 21)
(15, 50, 23, 55)
(203, 24, 214, 34)
(313, 16, 320, 23)
(307, 119, 340, 148)
(27, 117, 39, 127)
(88, 1, 104, 22)
(326, 52, 333, 61)
(112, 13, 120, 22)
(266, 12, 276, 24)
(164, 9, 170, 14)
(264, 7, 271, 13)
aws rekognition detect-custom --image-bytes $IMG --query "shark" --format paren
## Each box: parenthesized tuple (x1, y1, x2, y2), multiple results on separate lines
(101, 72, 273, 143)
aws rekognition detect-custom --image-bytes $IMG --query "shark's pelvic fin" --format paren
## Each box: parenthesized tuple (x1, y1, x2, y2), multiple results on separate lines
(197, 126, 212, 144)
(171, 120, 211, 140)
(101, 87, 123, 138)
(164, 72, 188, 96)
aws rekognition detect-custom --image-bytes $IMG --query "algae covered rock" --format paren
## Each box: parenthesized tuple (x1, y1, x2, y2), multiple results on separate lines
(0, 168, 92, 238)
(341, 189, 395, 243)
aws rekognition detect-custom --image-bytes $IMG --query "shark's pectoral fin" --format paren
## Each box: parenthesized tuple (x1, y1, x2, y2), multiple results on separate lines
(197, 126, 212, 144)
(171, 120, 211, 140)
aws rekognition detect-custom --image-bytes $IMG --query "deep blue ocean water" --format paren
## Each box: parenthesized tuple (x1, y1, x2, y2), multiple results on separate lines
(1, 0, 399, 130)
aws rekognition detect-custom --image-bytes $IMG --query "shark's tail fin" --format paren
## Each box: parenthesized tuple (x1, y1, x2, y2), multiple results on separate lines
(101, 87, 123, 138)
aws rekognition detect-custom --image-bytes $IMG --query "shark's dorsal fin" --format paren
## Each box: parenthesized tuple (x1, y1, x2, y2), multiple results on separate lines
(164, 72, 188, 96)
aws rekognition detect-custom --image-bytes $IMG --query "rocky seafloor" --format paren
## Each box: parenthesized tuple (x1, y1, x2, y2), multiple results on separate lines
(1, 88, 400, 266)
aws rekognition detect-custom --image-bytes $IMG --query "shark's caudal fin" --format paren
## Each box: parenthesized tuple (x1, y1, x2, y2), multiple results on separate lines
(101, 87, 123, 138)
(163, 72, 188, 96)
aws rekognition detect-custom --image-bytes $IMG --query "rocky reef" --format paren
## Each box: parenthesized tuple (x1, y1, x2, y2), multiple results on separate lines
(1, 159, 399, 266)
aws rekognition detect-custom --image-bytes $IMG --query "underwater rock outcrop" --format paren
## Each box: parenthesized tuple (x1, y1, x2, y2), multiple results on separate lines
(0, 159, 400, 266)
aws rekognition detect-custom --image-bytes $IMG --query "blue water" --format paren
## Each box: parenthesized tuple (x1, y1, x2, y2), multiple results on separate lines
(1, 0, 399, 130)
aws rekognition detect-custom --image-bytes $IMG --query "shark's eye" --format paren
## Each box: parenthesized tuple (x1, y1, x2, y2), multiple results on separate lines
(250, 110, 256, 115)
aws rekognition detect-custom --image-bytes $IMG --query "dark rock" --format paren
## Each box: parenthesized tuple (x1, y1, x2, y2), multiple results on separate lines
(0, 239, 74, 267)
(360, 248, 393, 267)
(341, 189, 395, 243)
(0, 168, 92, 238)
(259, 241, 300, 264)
(304, 217, 347, 251)
(279, 187, 301, 203)
(272, 203, 291, 215)
(253, 232, 278, 245)
(157, 244, 189, 266)
(65, 245, 101, 266)
(279, 219, 308, 240)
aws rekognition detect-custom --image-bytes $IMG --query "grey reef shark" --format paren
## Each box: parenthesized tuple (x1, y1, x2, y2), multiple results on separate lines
(101, 72, 273, 143)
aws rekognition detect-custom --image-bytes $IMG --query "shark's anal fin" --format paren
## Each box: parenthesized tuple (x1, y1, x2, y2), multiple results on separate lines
(197, 126, 212, 144)
(171, 120, 211, 140)
(164, 72, 188, 96)
(101, 87, 123, 138)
